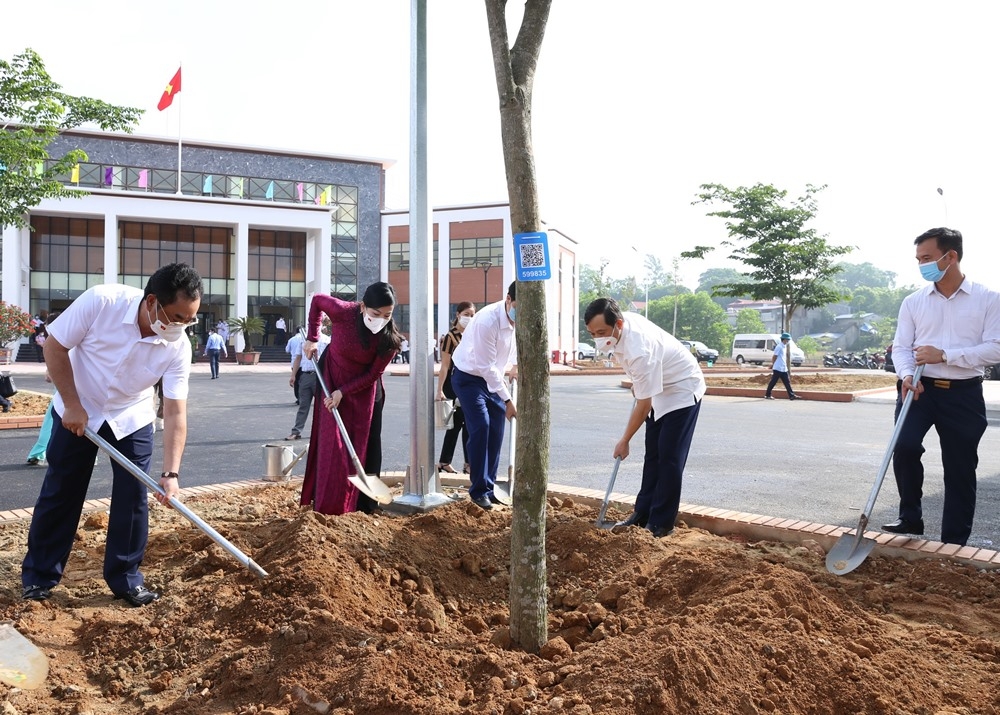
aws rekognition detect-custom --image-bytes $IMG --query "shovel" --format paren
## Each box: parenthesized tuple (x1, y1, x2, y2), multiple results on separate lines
(826, 364, 924, 575)
(281, 444, 309, 477)
(0, 622, 49, 689)
(85, 428, 269, 578)
(595, 457, 624, 529)
(492, 377, 516, 506)
(309, 354, 393, 505)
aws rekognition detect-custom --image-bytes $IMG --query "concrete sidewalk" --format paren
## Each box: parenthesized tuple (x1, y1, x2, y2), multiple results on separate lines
(854, 378, 1000, 419)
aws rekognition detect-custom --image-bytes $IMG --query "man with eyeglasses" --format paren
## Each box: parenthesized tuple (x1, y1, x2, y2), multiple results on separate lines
(22, 263, 204, 607)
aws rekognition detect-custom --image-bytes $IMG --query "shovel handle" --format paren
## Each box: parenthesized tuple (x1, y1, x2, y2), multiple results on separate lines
(507, 378, 517, 480)
(83, 428, 268, 578)
(596, 457, 623, 525)
(857, 364, 925, 522)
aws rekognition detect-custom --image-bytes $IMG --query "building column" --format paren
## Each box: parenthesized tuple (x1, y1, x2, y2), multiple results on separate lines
(437, 219, 450, 339)
(317, 221, 331, 298)
(103, 212, 118, 283)
(234, 222, 250, 352)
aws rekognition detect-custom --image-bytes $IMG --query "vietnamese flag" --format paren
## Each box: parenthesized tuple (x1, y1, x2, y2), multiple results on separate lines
(157, 68, 182, 111)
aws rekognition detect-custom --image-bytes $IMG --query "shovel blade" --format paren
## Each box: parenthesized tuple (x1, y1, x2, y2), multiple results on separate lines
(491, 482, 512, 506)
(826, 532, 876, 575)
(348, 474, 393, 505)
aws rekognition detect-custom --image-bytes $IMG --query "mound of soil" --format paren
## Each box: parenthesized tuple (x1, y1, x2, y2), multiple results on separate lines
(0, 391, 51, 417)
(2, 484, 999, 715)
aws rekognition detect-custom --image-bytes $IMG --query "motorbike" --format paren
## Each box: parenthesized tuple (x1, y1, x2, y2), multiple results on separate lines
(823, 352, 838, 367)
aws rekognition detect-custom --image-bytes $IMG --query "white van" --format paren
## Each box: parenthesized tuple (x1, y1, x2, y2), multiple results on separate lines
(732, 334, 804, 367)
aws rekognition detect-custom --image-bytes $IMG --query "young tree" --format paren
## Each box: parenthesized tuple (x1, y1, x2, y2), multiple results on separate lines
(734, 307, 768, 334)
(485, 0, 552, 653)
(1, 49, 143, 229)
(693, 183, 853, 366)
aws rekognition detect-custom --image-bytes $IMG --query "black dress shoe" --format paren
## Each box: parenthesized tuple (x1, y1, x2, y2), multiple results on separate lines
(22, 584, 52, 601)
(789, 394, 800, 400)
(115, 585, 161, 607)
(611, 512, 648, 534)
(881, 518, 924, 536)
(646, 525, 675, 538)
(471, 496, 493, 511)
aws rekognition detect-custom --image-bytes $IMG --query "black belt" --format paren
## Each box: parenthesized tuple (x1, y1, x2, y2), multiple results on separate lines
(919, 375, 983, 390)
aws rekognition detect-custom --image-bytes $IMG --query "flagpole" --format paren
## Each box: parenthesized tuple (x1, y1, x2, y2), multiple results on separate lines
(176, 62, 183, 195)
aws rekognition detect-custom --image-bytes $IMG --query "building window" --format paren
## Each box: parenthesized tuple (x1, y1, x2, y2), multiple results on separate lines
(28, 215, 106, 315)
(388, 241, 440, 272)
(332, 237, 358, 300)
(451, 236, 503, 269)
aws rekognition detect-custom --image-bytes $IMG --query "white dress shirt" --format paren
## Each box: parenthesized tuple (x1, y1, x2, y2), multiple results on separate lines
(46, 284, 192, 438)
(615, 312, 706, 417)
(452, 299, 517, 403)
(289, 332, 329, 372)
(892, 277, 1000, 380)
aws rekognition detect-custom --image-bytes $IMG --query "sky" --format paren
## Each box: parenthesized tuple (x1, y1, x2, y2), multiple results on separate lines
(5, 1, 1000, 291)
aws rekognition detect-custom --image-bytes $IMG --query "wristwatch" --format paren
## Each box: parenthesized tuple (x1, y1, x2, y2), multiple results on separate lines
(161, 471, 179, 481)
(941, 350, 948, 364)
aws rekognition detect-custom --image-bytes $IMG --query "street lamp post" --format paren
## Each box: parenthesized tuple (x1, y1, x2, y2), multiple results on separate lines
(479, 260, 492, 304)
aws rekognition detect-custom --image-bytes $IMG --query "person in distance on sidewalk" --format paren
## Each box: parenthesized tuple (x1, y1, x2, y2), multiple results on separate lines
(764, 332, 799, 400)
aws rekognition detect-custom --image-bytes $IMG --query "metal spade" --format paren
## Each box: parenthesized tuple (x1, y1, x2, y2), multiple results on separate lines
(826, 364, 924, 575)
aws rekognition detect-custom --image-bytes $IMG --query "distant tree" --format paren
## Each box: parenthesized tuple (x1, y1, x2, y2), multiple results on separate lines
(834, 261, 897, 290)
(734, 307, 767, 334)
(795, 335, 822, 357)
(697, 267, 746, 308)
(642, 254, 668, 287)
(648, 292, 731, 350)
(692, 183, 854, 350)
(0, 48, 143, 228)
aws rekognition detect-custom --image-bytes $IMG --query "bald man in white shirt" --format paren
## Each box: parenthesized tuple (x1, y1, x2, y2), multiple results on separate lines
(22, 263, 203, 606)
(885, 227, 1000, 545)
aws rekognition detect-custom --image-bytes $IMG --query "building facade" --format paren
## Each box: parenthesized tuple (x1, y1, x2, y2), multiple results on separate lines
(380, 203, 580, 357)
(1, 130, 391, 349)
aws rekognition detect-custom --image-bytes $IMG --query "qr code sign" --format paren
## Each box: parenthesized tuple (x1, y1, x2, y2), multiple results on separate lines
(519, 243, 546, 268)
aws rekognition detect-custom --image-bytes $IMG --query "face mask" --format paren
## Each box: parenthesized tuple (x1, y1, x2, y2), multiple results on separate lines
(507, 307, 516, 322)
(147, 303, 189, 343)
(919, 253, 950, 282)
(458, 315, 472, 328)
(594, 325, 620, 353)
(364, 313, 389, 334)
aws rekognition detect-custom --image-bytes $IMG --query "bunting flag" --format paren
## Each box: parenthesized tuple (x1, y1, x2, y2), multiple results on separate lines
(231, 177, 243, 198)
(70, 164, 80, 183)
(137, 169, 149, 188)
(265, 181, 274, 200)
(35, 161, 44, 175)
(157, 67, 182, 111)
(296, 182, 304, 202)
(318, 187, 329, 206)
(203, 175, 213, 194)
(104, 167, 114, 185)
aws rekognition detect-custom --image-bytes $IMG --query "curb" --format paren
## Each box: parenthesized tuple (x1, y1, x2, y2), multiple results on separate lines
(2, 473, 996, 573)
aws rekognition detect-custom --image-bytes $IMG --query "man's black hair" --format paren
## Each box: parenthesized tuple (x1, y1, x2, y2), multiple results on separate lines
(914, 227, 963, 261)
(507, 281, 516, 301)
(584, 297, 623, 327)
(144, 263, 204, 305)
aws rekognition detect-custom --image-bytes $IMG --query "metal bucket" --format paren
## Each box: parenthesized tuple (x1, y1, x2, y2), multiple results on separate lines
(262, 443, 308, 481)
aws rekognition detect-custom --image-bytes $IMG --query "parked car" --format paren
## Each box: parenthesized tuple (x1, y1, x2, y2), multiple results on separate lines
(576, 342, 596, 360)
(680, 340, 720, 363)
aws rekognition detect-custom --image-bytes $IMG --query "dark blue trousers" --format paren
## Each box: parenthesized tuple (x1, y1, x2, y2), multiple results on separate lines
(451, 368, 507, 501)
(207, 348, 221, 378)
(22, 411, 154, 595)
(635, 399, 702, 531)
(892, 379, 987, 545)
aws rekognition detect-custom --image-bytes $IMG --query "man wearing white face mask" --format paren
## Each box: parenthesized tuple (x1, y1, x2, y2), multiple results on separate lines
(451, 282, 518, 510)
(585, 297, 705, 538)
(886, 227, 1000, 545)
(23, 263, 203, 607)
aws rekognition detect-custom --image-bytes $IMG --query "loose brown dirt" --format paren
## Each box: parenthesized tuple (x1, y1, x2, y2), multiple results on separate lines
(0, 391, 51, 417)
(2, 484, 1000, 715)
(704, 372, 897, 392)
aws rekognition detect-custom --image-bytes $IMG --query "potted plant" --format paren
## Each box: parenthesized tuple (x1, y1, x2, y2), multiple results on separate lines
(0, 302, 35, 365)
(226, 316, 265, 365)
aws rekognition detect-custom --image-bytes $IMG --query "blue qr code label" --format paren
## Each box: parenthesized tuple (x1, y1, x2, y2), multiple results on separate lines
(519, 243, 546, 268)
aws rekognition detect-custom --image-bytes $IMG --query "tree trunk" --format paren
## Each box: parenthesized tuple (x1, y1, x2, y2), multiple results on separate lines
(485, 0, 552, 654)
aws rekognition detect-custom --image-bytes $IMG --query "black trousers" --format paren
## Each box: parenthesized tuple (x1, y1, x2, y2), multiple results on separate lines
(634, 399, 702, 531)
(765, 370, 794, 397)
(356, 380, 385, 515)
(892, 379, 987, 545)
(22, 412, 154, 595)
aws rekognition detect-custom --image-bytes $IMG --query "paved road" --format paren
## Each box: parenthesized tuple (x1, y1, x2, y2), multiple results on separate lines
(3, 368, 1000, 548)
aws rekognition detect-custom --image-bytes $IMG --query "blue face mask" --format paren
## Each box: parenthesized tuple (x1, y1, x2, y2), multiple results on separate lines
(507, 307, 516, 322)
(919, 252, 951, 282)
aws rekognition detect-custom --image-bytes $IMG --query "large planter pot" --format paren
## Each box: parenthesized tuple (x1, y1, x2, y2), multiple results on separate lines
(236, 352, 261, 365)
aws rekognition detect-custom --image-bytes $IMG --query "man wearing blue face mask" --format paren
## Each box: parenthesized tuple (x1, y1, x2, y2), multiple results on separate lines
(22, 263, 203, 607)
(886, 227, 1000, 545)
(451, 281, 518, 510)
(585, 297, 706, 537)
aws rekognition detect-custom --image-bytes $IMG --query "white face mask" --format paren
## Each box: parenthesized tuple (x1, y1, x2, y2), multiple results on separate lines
(364, 313, 389, 334)
(593, 323, 621, 353)
(147, 302, 189, 342)
(458, 315, 472, 328)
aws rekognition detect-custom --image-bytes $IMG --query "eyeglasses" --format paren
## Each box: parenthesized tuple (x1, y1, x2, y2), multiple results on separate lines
(155, 301, 199, 327)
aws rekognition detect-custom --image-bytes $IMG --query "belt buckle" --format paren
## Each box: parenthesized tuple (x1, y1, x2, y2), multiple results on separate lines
(932, 379, 950, 390)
